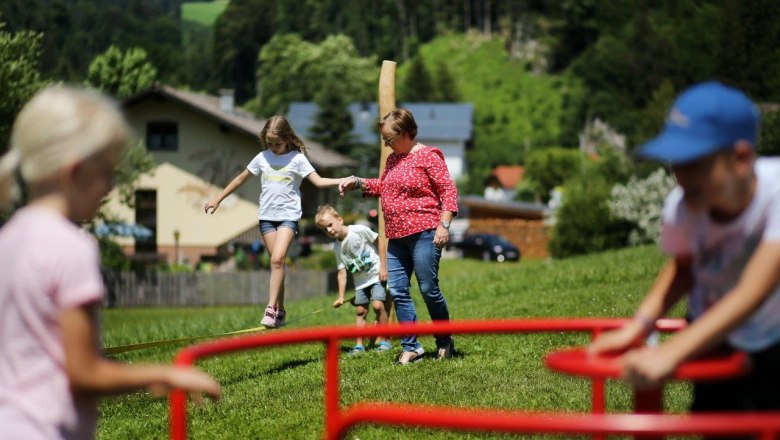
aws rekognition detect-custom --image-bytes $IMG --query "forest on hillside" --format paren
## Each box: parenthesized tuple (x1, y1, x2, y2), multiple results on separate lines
(3, 0, 779, 149)
(2, 0, 780, 256)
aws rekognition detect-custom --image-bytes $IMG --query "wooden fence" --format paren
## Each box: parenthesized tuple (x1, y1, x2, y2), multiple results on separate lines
(103, 269, 338, 307)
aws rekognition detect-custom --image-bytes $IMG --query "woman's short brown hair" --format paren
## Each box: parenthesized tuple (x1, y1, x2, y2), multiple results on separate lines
(377, 108, 417, 140)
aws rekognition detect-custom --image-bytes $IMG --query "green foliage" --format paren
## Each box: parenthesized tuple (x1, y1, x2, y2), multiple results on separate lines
(759, 109, 780, 157)
(550, 175, 633, 258)
(180, 1, 228, 91)
(401, 55, 436, 101)
(112, 141, 157, 210)
(399, 34, 584, 195)
(0, 0, 184, 84)
(634, 79, 678, 147)
(256, 34, 375, 116)
(400, 56, 461, 102)
(589, 144, 634, 185)
(212, 0, 276, 102)
(296, 250, 337, 271)
(99, 248, 692, 438)
(85, 46, 157, 99)
(523, 147, 580, 203)
(433, 62, 460, 102)
(95, 141, 156, 269)
(310, 86, 355, 155)
(716, 0, 780, 103)
(97, 235, 131, 272)
(0, 21, 45, 153)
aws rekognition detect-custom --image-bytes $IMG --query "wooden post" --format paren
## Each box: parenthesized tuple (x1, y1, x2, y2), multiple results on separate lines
(378, 60, 396, 327)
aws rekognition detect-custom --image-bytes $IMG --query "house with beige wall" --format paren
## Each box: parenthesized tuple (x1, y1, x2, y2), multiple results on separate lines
(102, 84, 356, 266)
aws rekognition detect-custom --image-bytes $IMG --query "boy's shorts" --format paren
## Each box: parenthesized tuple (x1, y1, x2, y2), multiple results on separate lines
(354, 282, 387, 306)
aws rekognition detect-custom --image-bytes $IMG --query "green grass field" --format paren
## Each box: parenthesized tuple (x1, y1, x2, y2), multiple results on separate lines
(181, 0, 229, 27)
(99, 245, 691, 439)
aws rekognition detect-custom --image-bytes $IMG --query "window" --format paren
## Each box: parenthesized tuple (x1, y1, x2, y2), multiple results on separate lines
(135, 190, 157, 254)
(146, 122, 178, 151)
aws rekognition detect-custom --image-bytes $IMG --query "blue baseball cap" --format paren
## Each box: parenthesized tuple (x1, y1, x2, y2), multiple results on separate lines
(638, 81, 760, 164)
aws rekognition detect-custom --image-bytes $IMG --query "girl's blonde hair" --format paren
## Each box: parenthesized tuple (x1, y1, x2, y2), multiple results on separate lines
(259, 115, 306, 154)
(0, 85, 131, 210)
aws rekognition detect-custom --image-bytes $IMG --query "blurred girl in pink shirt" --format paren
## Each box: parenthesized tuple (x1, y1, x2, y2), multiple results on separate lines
(0, 86, 220, 440)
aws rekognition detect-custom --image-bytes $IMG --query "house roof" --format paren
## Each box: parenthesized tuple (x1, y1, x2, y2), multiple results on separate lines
(491, 165, 525, 189)
(459, 195, 549, 220)
(123, 83, 357, 169)
(287, 102, 474, 145)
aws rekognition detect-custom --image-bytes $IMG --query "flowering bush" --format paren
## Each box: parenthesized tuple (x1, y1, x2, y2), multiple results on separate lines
(609, 168, 676, 245)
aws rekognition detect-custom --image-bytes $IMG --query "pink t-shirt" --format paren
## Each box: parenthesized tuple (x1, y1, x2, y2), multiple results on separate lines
(0, 207, 104, 439)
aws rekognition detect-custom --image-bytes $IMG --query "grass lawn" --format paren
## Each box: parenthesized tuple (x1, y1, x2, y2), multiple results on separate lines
(99, 245, 690, 439)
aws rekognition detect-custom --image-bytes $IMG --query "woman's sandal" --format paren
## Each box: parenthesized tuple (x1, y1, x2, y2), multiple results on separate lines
(437, 340, 456, 360)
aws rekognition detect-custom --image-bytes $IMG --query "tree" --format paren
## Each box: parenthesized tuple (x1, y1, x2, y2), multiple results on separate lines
(0, 22, 45, 154)
(213, 0, 277, 102)
(85, 46, 157, 99)
(0, 0, 184, 84)
(310, 87, 355, 155)
(256, 34, 375, 116)
(401, 55, 436, 101)
(433, 62, 460, 101)
(255, 34, 317, 116)
(523, 147, 580, 203)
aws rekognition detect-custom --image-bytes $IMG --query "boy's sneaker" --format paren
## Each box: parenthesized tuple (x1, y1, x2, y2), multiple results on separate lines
(374, 341, 392, 352)
(275, 308, 286, 327)
(260, 305, 276, 328)
(348, 344, 365, 356)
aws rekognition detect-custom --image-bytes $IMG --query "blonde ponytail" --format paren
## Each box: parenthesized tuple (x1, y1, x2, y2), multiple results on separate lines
(4, 85, 131, 209)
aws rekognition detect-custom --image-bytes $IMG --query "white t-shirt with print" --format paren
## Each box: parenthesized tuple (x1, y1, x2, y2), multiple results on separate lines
(246, 150, 315, 221)
(0, 207, 104, 440)
(660, 157, 780, 352)
(334, 225, 381, 290)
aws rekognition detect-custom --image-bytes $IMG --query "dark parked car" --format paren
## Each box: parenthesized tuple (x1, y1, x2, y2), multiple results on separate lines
(455, 233, 520, 262)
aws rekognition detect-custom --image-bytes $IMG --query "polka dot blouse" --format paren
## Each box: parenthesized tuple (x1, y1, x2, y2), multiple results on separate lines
(362, 145, 459, 239)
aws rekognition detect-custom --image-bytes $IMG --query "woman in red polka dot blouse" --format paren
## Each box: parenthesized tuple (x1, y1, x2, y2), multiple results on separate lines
(339, 108, 459, 365)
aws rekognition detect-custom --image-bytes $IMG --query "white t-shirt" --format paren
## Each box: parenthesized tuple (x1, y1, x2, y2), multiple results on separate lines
(660, 157, 780, 351)
(0, 207, 104, 440)
(246, 150, 315, 221)
(334, 225, 381, 290)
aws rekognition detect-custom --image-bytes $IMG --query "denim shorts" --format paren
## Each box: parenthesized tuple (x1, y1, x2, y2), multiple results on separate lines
(354, 282, 387, 306)
(259, 219, 299, 236)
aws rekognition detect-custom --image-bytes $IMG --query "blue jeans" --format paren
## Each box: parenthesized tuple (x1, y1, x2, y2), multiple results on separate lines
(387, 229, 452, 352)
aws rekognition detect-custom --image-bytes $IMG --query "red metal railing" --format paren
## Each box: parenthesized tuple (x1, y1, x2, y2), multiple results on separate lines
(169, 318, 780, 439)
(336, 404, 780, 439)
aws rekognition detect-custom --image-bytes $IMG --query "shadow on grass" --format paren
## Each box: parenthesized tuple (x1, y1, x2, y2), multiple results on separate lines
(219, 358, 319, 386)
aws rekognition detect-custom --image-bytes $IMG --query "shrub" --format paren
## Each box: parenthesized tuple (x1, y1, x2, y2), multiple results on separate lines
(523, 147, 580, 203)
(549, 175, 633, 258)
(296, 250, 337, 271)
(609, 168, 676, 245)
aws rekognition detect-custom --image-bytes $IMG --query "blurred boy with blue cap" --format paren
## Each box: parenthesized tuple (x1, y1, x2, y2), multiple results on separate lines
(590, 81, 780, 417)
